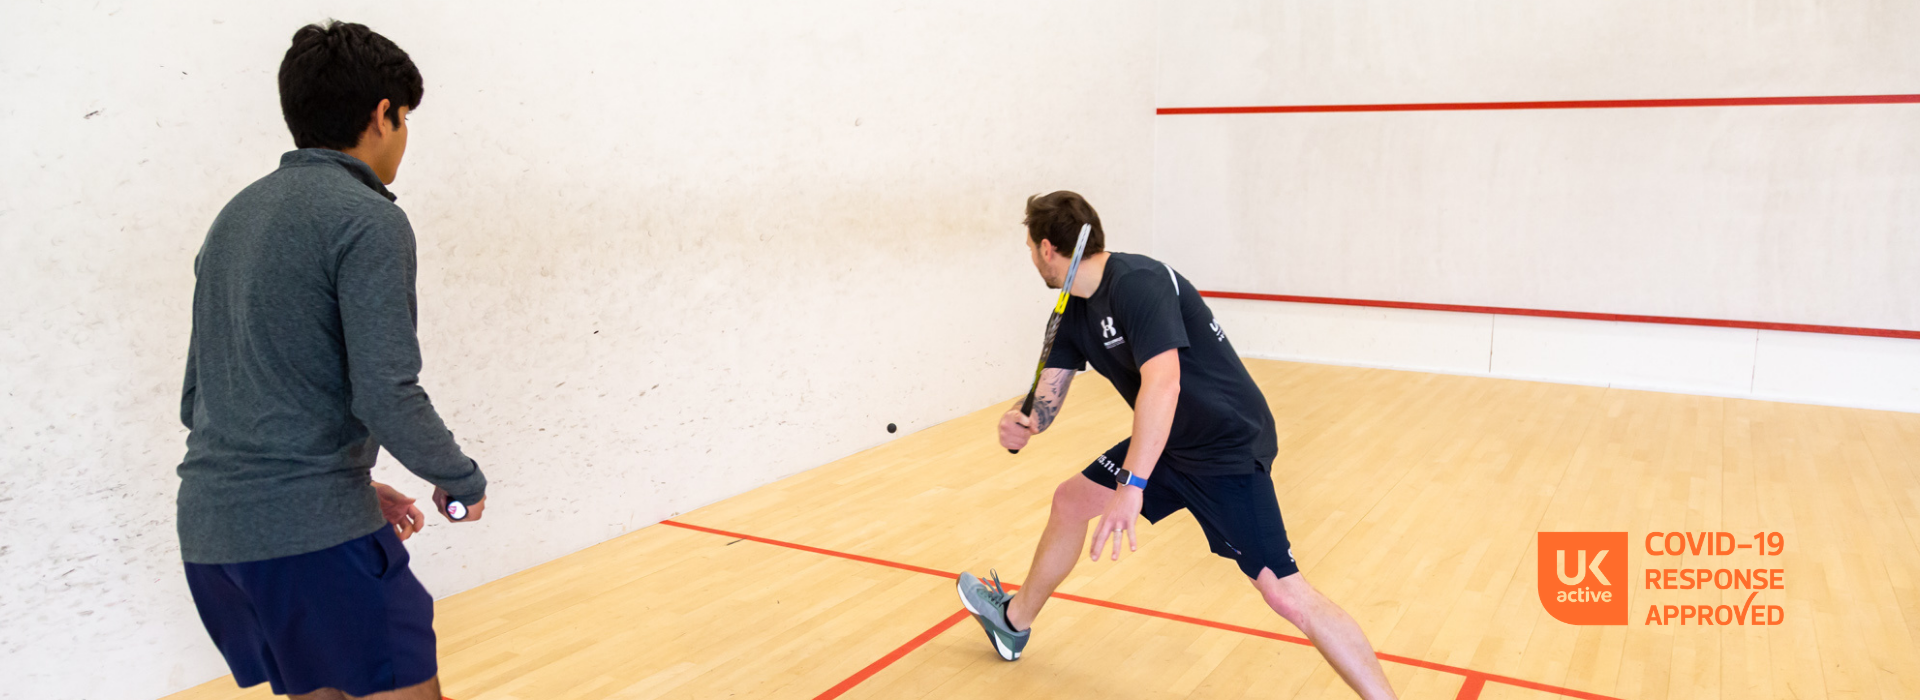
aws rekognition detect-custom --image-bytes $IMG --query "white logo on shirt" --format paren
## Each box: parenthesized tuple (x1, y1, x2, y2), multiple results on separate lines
(1100, 317, 1117, 338)
(1210, 318, 1227, 342)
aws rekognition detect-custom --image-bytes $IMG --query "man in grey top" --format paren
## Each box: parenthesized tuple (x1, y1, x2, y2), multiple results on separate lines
(177, 21, 486, 700)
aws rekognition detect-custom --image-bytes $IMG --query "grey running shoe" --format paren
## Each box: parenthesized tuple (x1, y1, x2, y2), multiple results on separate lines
(957, 570, 1030, 661)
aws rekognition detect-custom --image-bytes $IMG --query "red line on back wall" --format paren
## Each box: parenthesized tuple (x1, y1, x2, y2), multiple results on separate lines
(1157, 93, 1920, 114)
(1198, 291, 1920, 341)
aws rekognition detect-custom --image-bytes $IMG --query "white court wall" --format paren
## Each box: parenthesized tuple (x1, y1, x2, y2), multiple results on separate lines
(0, 2, 1154, 698)
(1155, 0, 1920, 410)
(1208, 299, 1920, 414)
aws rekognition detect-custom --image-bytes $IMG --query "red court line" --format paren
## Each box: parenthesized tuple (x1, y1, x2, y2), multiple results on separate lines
(660, 520, 1622, 700)
(812, 609, 971, 700)
(1200, 290, 1920, 341)
(1455, 675, 1488, 700)
(1039, 588, 1617, 700)
(1158, 93, 1920, 114)
(662, 519, 960, 579)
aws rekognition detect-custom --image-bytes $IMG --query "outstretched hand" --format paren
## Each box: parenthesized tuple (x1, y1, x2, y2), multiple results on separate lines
(1089, 486, 1143, 561)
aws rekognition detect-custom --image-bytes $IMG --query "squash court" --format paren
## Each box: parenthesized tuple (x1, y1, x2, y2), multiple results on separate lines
(11, 4, 1920, 700)
(165, 359, 1920, 700)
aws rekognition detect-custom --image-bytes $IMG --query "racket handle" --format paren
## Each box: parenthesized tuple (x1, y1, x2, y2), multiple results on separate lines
(1009, 393, 1038, 455)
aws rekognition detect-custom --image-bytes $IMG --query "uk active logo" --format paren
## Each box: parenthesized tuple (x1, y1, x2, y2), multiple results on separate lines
(1537, 532, 1628, 625)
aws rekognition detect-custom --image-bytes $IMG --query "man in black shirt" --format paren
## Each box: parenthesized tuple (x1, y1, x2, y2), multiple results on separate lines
(956, 192, 1398, 699)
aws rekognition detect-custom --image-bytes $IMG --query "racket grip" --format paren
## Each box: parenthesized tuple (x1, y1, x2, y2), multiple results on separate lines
(1007, 391, 1040, 455)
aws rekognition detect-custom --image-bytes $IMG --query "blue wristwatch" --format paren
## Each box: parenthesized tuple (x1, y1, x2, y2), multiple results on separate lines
(1116, 468, 1149, 490)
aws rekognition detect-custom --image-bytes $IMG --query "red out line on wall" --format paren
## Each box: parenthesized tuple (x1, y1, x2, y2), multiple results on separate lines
(1198, 291, 1920, 341)
(1156, 93, 1920, 115)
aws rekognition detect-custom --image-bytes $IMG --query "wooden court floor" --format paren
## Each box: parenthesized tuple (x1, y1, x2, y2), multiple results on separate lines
(168, 359, 1920, 699)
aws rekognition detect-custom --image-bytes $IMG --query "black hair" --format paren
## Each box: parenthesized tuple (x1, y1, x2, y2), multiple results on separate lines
(1023, 191, 1106, 257)
(277, 21, 423, 150)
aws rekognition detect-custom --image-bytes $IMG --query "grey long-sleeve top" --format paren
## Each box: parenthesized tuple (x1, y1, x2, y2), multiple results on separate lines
(176, 148, 486, 564)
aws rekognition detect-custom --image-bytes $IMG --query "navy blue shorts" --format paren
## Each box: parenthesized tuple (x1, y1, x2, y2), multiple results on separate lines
(184, 525, 437, 697)
(1082, 439, 1299, 580)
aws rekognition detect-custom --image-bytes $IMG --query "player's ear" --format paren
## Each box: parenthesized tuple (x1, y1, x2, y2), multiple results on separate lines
(352, 99, 393, 150)
(370, 99, 394, 136)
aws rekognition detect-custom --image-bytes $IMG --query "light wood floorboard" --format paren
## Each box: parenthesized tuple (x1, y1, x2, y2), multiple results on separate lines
(165, 360, 1920, 699)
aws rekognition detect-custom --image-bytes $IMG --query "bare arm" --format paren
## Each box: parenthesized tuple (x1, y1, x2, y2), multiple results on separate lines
(1030, 368, 1077, 433)
(1090, 349, 1180, 561)
(999, 368, 1077, 451)
(1119, 349, 1181, 481)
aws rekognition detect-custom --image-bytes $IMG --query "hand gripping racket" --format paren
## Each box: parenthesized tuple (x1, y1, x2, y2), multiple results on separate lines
(1010, 224, 1091, 454)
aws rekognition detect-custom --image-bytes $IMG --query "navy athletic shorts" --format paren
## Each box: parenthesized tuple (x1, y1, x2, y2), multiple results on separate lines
(183, 524, 437, 696)
(1082, 438, 1299, 580)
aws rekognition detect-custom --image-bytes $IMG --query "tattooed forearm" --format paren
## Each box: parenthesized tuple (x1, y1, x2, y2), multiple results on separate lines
(1033, 368, 1076, 432)
(1034, 395, 1061, 431)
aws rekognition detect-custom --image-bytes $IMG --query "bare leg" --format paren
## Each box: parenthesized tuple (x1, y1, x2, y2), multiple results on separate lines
(1253, 570, 1398, 700)
(289, 676, 442, 700)
(1004, 475, 1110, 631)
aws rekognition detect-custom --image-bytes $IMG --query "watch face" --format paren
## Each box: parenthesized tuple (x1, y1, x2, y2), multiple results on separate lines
(1116, 468, 1132, 484)
(447, 500, 468, 520)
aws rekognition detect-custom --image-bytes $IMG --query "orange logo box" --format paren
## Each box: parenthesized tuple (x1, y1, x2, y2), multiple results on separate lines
(1537, 532, 1628, 625)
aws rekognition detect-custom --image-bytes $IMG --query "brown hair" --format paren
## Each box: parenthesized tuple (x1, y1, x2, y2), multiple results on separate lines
(1023, 191, 1105, 257)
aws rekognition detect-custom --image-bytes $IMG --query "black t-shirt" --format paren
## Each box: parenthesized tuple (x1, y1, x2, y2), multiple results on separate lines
(1046, 252, 1279, 475)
